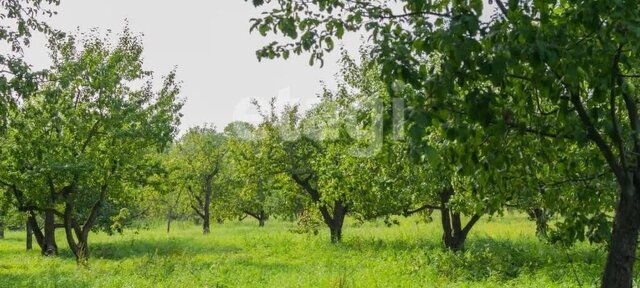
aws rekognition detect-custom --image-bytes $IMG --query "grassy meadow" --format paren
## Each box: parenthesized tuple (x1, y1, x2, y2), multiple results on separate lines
(0, 213, 627, 287)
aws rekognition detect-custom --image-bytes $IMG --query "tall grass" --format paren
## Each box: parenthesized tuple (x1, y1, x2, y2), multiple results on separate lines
(0, 213, 630, 287)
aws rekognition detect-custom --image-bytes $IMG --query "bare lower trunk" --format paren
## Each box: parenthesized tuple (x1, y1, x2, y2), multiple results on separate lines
(601, 184, 640, 288)
(75, 234, 90, 264)
(0, 220, 4, 239)
(527, 207, 548, 238)
(42, 210, 57, 256)
(441, 211, 475, 251)
(27, 212, 44, 250)
(63, 192, 102, 265)
(64, 215, 92, 265)
(439, 187, 480, 252)
(290, 174, 348, 243)
(202, 216, 210, 234)
(26, 220, 33, 250)
(329, 222, 343, 243)
(320, 201, 347, 243)
(245, 210, 268, 227)
(202, 175, 212, 235)
(166, 212, 172, 233)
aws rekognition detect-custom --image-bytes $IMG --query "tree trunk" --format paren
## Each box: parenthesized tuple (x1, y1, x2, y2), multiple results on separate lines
(62, 192, 102, 265)
(246, 210, 268, 227)
(166, 211, 172, 234)
(329, 223, 343, 243)
(290, 174, 348, 243)
(26, 210, 57, 255)
(601, 184, 640, 288)
(75, 233, 90, 264)
(27, 212, 44, 250)
(439, 187, 480, 252)
(441, 212, 468, 251)
(64, 215, 91, 265)
(202, 217, 210, 234)
(323, 201, 347, 243)
(42, 209, 57, 256)
(26, 220, 33, 250)
(202, 176, 212, 235)
(0, 220, 4, 239)
(527, 208, 548, 238)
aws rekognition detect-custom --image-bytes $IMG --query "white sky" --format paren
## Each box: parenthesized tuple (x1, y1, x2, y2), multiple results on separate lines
(23, 0, 360, 132)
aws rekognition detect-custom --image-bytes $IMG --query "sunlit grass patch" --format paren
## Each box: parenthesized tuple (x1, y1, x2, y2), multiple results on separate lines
(0, 214, 626, 287)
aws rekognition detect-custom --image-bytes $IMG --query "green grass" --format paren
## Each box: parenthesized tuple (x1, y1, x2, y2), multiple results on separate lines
(0, 213, 626, 287)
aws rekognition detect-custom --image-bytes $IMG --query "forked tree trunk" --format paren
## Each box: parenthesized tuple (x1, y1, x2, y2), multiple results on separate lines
(601, 184, 640, 288)
(64, 215, 93, 265)
(63, 190, 104, 265)
(321, 201, 347, 243)
(290, 174, 349, 243)
(439, 187, 480, 252)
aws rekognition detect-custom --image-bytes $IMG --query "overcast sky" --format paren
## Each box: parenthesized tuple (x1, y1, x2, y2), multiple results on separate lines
(23, 0, 360, 132)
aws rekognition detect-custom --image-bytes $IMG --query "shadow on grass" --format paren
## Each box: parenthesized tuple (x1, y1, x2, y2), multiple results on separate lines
(89, 238, 243, 260)
(0, 271, 91, 288)
(340, 235, 605, 284)
(339, 236, 441, 252)
(0, 237, 26, 243)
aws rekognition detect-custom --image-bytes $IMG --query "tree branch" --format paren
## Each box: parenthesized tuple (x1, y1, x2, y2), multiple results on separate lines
(494, 0, 509, 17)
(243, 210, 261, 220)
(461, 214, 481, 235)
(403, 203, 441, 216)
(618, 76, 640, 171)
(569, 89, 626, 183)
(191, 205, 205, 219)
(609, 44, 627, 170)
